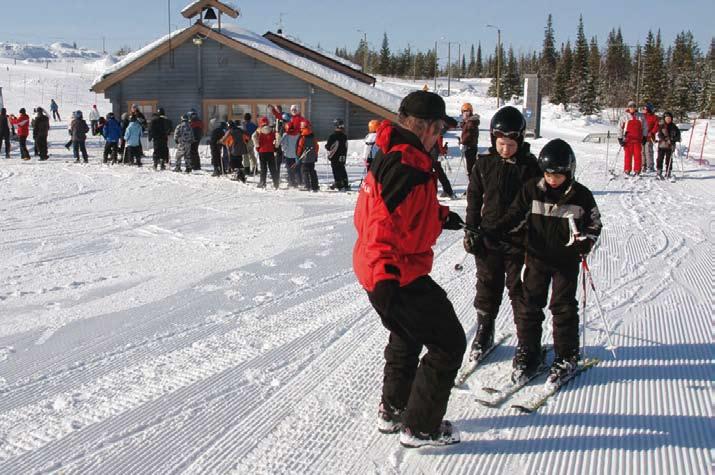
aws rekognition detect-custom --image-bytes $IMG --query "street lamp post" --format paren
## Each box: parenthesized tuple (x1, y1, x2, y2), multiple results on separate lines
(357, 29, 368, 73)
(487, 24, 501, 108)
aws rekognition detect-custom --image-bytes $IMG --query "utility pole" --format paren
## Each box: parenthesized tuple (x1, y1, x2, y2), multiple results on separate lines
(434, 40, 438, 92)
(357, 29, 368, 73)
(447, 41, 451, 96)
(457, 43, 461, 81)
(487, 24, 502, 108)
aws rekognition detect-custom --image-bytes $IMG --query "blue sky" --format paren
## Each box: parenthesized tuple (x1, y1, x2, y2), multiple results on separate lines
(3, 0, 713, 60)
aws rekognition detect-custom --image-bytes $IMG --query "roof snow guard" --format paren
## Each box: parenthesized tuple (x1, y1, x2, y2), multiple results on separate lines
(181, 0, 239, 19)
(89, 23, 400, 119)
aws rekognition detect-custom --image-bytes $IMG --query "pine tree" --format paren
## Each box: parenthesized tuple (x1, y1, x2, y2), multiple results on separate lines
(570, 15, 596, 112)
(476, 43, 483, 77)
(552, 41, 573, 106)
(641, 30, 666, 109)
(468, 44, 476, 76)
(697, 38, 714, 117)
(666, 32, 701, 119)
(589, 36, 601, 101)
(540, 14, 558, 97)
(461, 54, 467, 77)
(379, 33, 391, 75)
(603, 28, 631, 106)
(501, 46, 522, 99)
(355, 38, 369, 72)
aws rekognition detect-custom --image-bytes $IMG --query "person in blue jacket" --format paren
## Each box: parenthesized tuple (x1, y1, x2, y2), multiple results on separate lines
(123, 116, 144, 166)
(102, 112, 122, 164)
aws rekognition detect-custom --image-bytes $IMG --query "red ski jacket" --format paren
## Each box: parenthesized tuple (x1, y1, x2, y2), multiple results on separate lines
(353, 121, 450, 291)
(256, 127, 276, 153)
(618, 110, 646, 144)
(11, 113, 30, 137)
(644, 112, 659, 140)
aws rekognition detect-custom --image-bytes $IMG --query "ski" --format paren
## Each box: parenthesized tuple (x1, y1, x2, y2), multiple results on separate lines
(475, 346, 552, 407)
(454, 332, 512, 387)
(510, 358, 600, 414)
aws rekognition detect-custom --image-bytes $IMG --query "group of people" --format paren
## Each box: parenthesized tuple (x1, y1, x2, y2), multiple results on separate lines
(618, 100, 682, 180)
(353, 91, 602, 449)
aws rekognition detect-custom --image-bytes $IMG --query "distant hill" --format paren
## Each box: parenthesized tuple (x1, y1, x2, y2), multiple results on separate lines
(0, 41, 105, 61)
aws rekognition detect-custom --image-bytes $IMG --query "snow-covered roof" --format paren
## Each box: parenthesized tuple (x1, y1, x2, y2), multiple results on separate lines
(91, 22, 400, 115)
(275, 33, 363, 71)
(91, 27, 191, 89)
(218, 24, 399, 113)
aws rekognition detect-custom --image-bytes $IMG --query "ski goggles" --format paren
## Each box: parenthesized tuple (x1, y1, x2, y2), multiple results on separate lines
(491, 130, 522, 140)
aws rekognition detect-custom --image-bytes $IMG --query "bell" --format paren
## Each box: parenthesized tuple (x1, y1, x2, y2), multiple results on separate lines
(203, 7, 218, 20)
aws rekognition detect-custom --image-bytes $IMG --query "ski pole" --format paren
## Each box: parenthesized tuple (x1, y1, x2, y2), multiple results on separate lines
(454, 252, 469, 272)
(581, 256, 617, 359)
(605, 131, 611, 178)
(581, 256, 587, 361)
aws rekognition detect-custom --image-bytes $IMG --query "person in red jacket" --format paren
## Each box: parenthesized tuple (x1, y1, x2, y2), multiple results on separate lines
(353, 90, 465, 448)
(641, 103, 660, 173)
(253, 117, 279, 189)
(9, 108, 31, 159)
(618, 100, 647, 177)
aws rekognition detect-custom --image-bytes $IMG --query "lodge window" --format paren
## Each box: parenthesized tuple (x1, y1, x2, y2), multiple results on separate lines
(203, 99, 307, 132)
(127, 100, 158, 116)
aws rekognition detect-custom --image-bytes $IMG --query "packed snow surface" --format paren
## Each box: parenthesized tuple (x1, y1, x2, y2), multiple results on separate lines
(0, 62, 712, 474)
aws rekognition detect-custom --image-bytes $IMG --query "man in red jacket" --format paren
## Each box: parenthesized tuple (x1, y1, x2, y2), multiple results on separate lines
(9, 108, 31, 159)
(618, 100, 647, 176)
(353, 90, 466, 448)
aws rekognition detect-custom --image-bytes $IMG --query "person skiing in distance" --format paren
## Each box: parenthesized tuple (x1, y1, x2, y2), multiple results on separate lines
(463, 106, 541, 366)
(617, 100, 647, 177)
(253, 117, 279, 188)
(363, 119, 379, 171)
(102, 112, 122, 164)
(209, 121, 228, 176)
(0, 108, 11, 158)
(124, 115, 144, 166)
(353, 90, 465, 448)
(656, 111, 681, 180)
(430, 133, 456, 199)
(148, 108, 172, 170)
(173, 114, 194, 173)
(69, 110, 90, 163)
(484, 139, 602, 385)
(641, 103, 659, 173)
(279, 120, 300, 188)
(296, 120, 320, 192)
(459, 102, 480, 176)
(89, 105, 101, 136)
(33, 107, 50, 161)
(9, 108, 31, 160)
(326, 119, 349, 191)
(49, 99, 61, 122)
(243, 112, 258, 175)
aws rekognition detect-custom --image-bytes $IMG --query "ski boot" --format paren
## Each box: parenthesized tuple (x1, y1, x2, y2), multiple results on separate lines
(511, 345, 545, 384)
(377, 402, 403, 434)
(468, 317, 495, 363)
(547, 351, 579, 385)
(400, 420, 460, 448)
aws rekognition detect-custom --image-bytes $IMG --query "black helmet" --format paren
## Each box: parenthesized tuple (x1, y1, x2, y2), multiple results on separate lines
(538, 139, 576, 177)
(333, 118, 345, 129)
(107, 112, 115, 119)
(490, 106, 526, 149)
(158, 107, 165, 116)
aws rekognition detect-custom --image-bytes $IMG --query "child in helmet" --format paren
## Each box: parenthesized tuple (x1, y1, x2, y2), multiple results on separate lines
(463, 106, 541, 366)
(363, 119, 380, 171)
(253, 116, 279, 188)
(656, 111, 681, 180)
(459, 102, 480, 176)
(486, 138, 602, 385)
(173, 114, 195, 172)
(326, 119, 349, 190)
(296, 120, 319, 191)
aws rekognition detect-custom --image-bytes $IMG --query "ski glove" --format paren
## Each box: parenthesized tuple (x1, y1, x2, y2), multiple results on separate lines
(463, 229, 485, 256)
(443, 211, 465, 230)
(617, 138, 625, 147)
(574, 238, 595, 256)
(641, 137, 647, 146)
(370, 279, 400, 315)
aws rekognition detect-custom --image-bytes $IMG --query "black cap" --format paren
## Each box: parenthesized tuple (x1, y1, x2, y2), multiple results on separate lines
(399, 91, 458, 128)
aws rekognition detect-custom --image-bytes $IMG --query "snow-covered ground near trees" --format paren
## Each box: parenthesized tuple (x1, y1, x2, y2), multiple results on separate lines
(0, 61, 713, 474)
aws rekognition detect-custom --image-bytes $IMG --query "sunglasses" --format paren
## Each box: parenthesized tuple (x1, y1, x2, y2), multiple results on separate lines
(492, 130, 522, 140)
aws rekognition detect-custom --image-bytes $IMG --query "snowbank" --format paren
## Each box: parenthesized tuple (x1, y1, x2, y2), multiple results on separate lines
(0, 41, 103, 61)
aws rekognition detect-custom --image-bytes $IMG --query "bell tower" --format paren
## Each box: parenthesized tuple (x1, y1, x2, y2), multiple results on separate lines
(181, 0, 240, 33)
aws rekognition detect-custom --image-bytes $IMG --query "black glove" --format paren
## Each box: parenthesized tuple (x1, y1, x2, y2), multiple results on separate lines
(463, 229, 485, 256)
(443, 211, 464, 230)
(574, 238, 594, 256)
(370, 279, 399, 314)
(617, 138, 625, 147)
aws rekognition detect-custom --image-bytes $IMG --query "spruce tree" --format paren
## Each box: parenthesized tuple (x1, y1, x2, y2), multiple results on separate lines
(666, 32, 700, 119)
(552, 41, 573, 106)
(571, 15, 593, 111)
(697, 38, 714, 117)
(476, 43, 483, 77)
(501, 46, 521, 99)
(379, 33, 391, 75)
(468, 44, 476, 76)
(540, 14, 558, 97)
(641, 30, 666, 109)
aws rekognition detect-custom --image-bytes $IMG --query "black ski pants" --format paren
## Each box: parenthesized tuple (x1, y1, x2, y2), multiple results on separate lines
(153, 140, 169, 168)
(259, 151, 279, 187)
(72, 140, 88, 161)
(330, 158, 348, 188)
(36, 135, 48, 160)
(433, 160, 454, 196)
(301, 162, 319, 191)
(465, 146, 478, 176)
(190, 141, 201, 170)
(52, 110, 61, 121)
(518, 256, 579, 357)
(656, 148, 673, 173)
(368, 275, 466, 435)
(103, 142, 119, 163)
(474, 248, 524, 321)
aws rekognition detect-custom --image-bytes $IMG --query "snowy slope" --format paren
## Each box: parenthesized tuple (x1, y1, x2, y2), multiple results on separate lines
(0, 42, 104, 61)
(0, 63, 712, 474)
